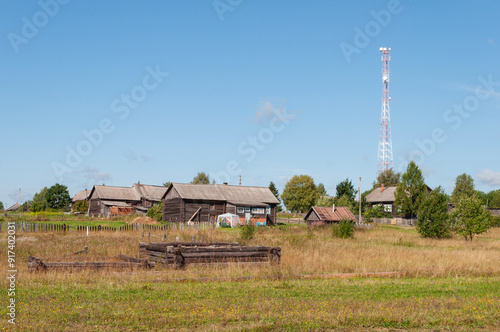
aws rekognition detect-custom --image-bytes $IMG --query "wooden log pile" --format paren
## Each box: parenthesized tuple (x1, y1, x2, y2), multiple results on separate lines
(139, 242, 281, 268)
(27, 255, 150, 273)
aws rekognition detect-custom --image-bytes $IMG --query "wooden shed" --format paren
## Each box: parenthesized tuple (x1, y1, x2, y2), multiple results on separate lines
(162, 183, 280, 225)
(88, 183, 167, 217)
(304, 206, 356, 226)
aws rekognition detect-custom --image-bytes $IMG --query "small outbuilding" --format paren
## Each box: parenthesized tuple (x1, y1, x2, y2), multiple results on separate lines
(304, 205, 356, 226)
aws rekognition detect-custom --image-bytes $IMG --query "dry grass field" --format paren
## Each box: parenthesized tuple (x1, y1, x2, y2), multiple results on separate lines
(1, 224, 500, 330)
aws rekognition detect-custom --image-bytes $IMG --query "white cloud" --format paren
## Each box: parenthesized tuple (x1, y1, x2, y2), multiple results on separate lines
(81, 167, 111, 184)
(477, 169, 500, 186)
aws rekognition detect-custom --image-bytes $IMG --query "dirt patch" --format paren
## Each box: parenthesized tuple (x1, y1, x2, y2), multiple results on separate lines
(128, 217, 161, 225)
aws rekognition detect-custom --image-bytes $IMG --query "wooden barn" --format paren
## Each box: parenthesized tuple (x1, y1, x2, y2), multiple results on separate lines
(71, 190, 91, 212)
(162, 183, 280, 225)
(304, 205, 356, 226)
(88, 183, 167, 217)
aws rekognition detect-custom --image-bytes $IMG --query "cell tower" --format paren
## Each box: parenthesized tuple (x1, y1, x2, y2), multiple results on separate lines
(377, 47, 393, 174)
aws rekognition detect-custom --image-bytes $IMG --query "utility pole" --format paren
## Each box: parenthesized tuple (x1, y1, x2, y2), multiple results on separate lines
(359, 177, 362, 224)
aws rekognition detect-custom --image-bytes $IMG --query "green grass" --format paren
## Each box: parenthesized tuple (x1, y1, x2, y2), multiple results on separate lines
(2, 276, 499, 331)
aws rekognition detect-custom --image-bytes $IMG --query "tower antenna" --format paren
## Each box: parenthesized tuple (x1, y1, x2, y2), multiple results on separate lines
(377, 47, 393, 174)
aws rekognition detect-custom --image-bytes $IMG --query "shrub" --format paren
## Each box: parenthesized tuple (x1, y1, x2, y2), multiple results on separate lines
(240, 223, 256, 240)
(74, 201, 89, 214)
(332, 220, 354, 238)
(363, 205, 391, 222)
(416, 186, 451, 238)
(490, 216, 500, 227)
(146, 203, 163, 222)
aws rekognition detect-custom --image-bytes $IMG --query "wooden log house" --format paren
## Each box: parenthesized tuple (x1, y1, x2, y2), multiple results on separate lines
(162, 183, 280, 225)
(87, 183, 167, 217)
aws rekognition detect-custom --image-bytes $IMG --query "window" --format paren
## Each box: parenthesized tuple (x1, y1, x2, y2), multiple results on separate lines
(384, 204, 392, 213)
(209, 204, 215, 210)
(244, 207, 251, 212)
(252, 207, 265, 214)
(237, 207, 245, 214)
(266, 206, 271, 215)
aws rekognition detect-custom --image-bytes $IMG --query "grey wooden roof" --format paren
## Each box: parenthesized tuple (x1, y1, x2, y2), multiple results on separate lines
(365, 186, 397, 203)
(6, 203, 20, 211)
(166, 183, 280, 206)
(132, 184, 168, 202)
(91, 185, 141, 201)
(72, 190, 91, 203)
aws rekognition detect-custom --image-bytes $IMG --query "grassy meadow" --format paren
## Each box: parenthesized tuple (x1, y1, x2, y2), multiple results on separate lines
(1, 223, 500, 330)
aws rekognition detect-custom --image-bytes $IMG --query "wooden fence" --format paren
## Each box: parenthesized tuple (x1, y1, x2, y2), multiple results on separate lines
(0, 221, 216, 233)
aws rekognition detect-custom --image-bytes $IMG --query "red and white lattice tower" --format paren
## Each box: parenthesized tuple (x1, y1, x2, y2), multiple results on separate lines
(377, 47, 393, 174)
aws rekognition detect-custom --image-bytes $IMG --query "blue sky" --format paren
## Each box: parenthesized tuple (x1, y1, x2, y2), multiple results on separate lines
(1, 0, 499, 207)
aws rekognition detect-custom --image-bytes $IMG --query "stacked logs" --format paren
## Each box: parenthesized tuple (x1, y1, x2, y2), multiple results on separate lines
(27, 255, 150, 273)
(139, 242, 281, 269)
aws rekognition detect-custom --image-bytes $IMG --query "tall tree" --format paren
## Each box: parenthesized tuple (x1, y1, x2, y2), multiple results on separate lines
(281, 175, 319, 213)
(416, 186, 450, 238)
(268, 181, 283, 212)
(450, 194, 491, 241)
(372, 169, 401, 189)
(450, 173, 475, 204)
(163, 181, 172, 187)
(46, 183, 71, 211)
(316, 183, 327, 197)
(191, 172, 211, 185)
(31, 187, 49, 212)
(336, 178, 357, 200)
(487, 189, 500, 208)
(394, 161, 427, 219)
(0, 201, 4, 211)
(316, 195, 335, 207)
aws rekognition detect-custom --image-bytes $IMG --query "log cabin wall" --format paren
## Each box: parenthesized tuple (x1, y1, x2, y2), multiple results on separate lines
(183, 200, 225, 223)
(163, 197, 182, 222)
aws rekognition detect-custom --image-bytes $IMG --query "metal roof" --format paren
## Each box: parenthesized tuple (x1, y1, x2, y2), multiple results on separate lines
(166, 183, 280, 205)
(365, 186, 397, 203)
(305, 206, 356, 222)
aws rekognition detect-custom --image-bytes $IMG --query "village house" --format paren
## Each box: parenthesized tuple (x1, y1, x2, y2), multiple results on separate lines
(365, 185, 398, 215)
(162, 183, 280, 225)
(304, 205, 356, 226)
(87, 183, 167, 217)
(365, 184, 432, 216)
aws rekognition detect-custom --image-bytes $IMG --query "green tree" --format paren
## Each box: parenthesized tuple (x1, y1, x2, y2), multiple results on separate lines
(450, 173, 475, 204)
(147, 202, 163, 222)
(191, 172, 211, 184)
(394, 161, 427, 219)
(416, 186, 450, 238)
(0, 201, 4, 211)
(163, 181, 172, 187)
(74, 201, 89, 214)
(269, 181, 283, 212)
(363, 205, 392, 222)
(46, 183, 71, 211)
(316, 183, 327, 196)
(31, 187, 49, 212)
(336, 178, 357, 200)
(316, 195, 335, 207)
(372, 169, 401, 189)
(281, 175, 319, 213)
(333, 195, 356, 214)
(487, 189, 500, 208)
(450, 194, 491, 241)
